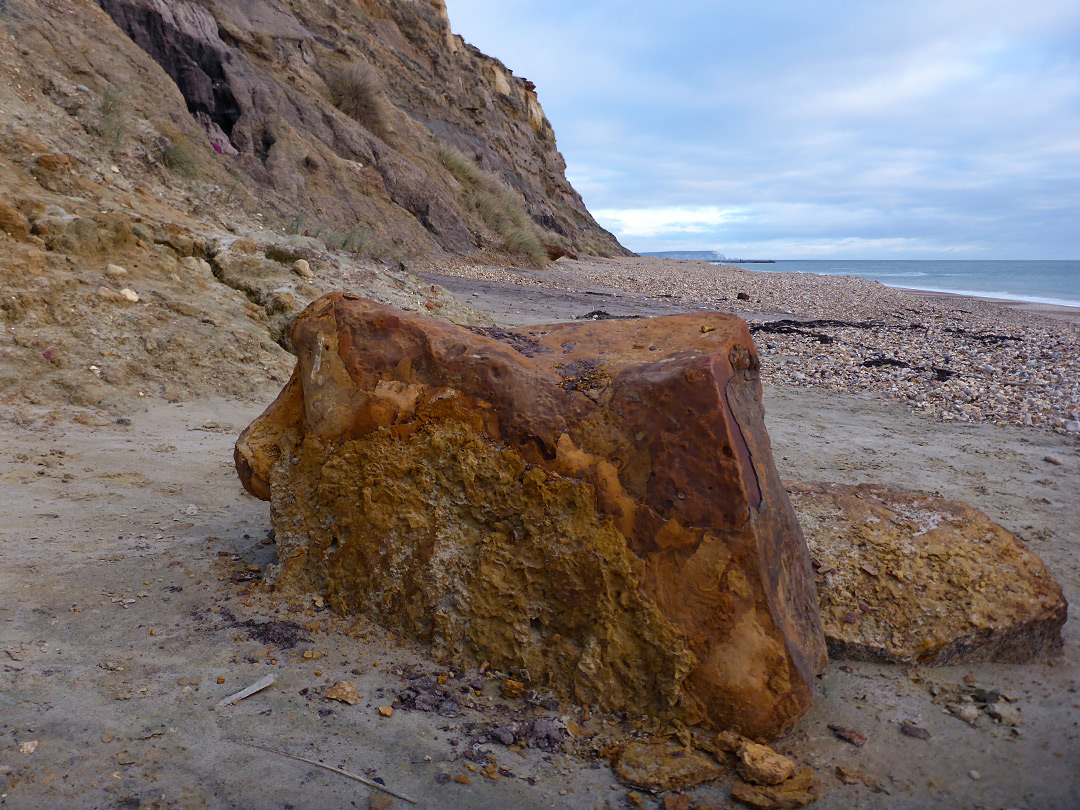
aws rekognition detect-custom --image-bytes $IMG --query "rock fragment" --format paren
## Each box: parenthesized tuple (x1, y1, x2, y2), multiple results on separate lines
(949, 703, 981, 725)
(614, 739, 724, 793)
(0, 202, 31, 241)
(826, 725, 866, 747)
(899, 723, 930, 740)
(834, 767, 887, 793)
(501, 678, 525, 699)
(96, 286, 126, 302)
(988, 703, 1021, 726)
(738, 741, 797, 786)
(791, 482, 1067, 664)
(324, 681, 359, 705)
(732, 768, 819, 809)
(236, 294, 827, 738)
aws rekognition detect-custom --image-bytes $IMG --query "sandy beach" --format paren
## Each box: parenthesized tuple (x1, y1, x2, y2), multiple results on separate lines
(1, 256, 1077, 809)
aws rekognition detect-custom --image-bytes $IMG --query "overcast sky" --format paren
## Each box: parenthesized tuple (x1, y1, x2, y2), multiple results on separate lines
(442, 0, 1080, 259)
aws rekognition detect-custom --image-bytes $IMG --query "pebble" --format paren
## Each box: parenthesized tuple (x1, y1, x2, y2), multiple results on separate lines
(120, 288, 139, 303)
(989, 703, 1021, 726)
(950, 703, 981, 725)
(105, 263, 128, 278)
(324, 680, 360, 705)
(293, 259, 314, 279)
(969, 770, 982, 781)
(899, 723, 931, 740)
(96, 287, 124, 302)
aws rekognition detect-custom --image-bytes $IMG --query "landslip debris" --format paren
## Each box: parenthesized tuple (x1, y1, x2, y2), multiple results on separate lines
(790, 482, 1067, 664)
(236, 293, 827, 739)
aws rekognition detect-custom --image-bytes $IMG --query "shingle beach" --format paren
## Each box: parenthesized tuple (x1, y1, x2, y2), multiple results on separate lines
(429, 256, 1080, 437)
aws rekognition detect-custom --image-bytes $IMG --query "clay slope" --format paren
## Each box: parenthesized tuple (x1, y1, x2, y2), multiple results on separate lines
(0, 0, 625, 417)
(68, 0, 624, 261)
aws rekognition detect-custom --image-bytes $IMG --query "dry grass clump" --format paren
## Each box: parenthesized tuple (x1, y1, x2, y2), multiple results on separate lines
(160, 140, 200, 178)
(329, 60, 386, 134)
(499, 226, 548, 266)
(439, 145, 547, 266)
(439, 144, 484, 187)
(100, 87, 125, 147)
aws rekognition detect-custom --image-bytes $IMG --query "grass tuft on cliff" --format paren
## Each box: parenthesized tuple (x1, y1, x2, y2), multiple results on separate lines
(329, 60, 387, 135)
(100, 87, 125, 147)
(160, 140, 200, 178)
(439, 145, 547, 266)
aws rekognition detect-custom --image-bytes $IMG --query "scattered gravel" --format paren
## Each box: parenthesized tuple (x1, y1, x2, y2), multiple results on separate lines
(432, 256, 1080, 437)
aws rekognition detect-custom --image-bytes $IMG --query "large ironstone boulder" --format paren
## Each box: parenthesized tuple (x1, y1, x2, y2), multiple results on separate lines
(236, 293, 828, 738)
(789, 481, 1067, 664)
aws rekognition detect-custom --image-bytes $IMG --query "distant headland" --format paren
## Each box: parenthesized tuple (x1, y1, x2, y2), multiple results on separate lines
(640, 250, 775, 263)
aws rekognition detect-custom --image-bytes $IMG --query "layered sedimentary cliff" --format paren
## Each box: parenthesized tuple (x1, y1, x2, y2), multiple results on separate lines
(0, 0, 625, 414)
(73, 0, 624, 260)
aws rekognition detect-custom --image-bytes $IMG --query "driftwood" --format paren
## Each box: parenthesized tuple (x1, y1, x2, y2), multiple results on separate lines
(214, 674, 276, 709)
(240, 741, 419, 805)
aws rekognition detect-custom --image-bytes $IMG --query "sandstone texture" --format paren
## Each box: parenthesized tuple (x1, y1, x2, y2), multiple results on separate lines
(789, 482, 1067, 664)
(236, 293, 828, 738)
(738, 741, 797, 786)
(614, 739, 725, 793)
(731, 768, 819, 810)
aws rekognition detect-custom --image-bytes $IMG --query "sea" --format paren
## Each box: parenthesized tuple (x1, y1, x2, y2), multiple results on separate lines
(718, 260, 1080, 309)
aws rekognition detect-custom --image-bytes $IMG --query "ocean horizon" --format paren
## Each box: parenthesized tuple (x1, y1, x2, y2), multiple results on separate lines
(718, 259, 1080, 309)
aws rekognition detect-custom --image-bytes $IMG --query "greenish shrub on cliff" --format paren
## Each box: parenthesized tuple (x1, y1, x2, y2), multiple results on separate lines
(100, 87, 125, 147)
(329, 61, 387, 135)
(161, 140, 200, 178)
(439, 145, 547, 266)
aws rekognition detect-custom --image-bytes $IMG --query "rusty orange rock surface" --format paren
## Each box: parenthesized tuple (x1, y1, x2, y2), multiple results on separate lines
(790, 481, 1067, 664)
(236, 293, 827, 738)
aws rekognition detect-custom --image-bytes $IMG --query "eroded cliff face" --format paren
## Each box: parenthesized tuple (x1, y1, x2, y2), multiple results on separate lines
(85, 0, 626, 259)
(0, 0, 625, 414)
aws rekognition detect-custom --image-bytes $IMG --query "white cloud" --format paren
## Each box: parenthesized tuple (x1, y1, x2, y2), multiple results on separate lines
(444, 0, 1080, 257)
(592, 206, 748, 238)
